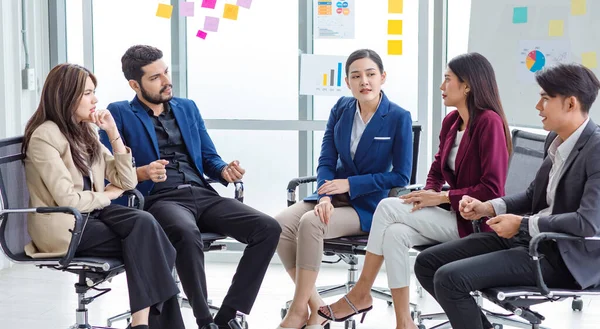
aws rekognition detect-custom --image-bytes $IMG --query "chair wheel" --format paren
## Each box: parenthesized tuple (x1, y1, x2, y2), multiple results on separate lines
(387, 301, 393, 306)
(492, 324, 503, 329)
(280, 307, 287, 319)
(572, 298, 584, 311)
(417, 325, 426, 329)
(344, 319, 356, 329)
(324, 324, 330, 329)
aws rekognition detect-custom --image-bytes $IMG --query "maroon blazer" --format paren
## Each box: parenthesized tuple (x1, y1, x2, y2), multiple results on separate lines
(425, 110, 509, 237)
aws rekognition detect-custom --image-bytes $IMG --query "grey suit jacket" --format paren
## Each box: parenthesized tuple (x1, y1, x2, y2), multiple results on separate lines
(503, 119, 600, 289)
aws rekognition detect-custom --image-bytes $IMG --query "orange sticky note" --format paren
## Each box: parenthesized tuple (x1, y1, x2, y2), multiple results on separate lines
(223, 4, 239, 20)
(388, 0, 403, 14)
(388, 40, 403, 55)
(156, 3, 173, 19)
(548, 20, 564, 37)
(388, 20, 403, 35)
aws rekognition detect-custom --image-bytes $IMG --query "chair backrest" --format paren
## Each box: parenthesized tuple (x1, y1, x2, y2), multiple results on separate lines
(505, 129, 547, 196)
(410, 125, 422, 185)
(0, 136, 32, 261)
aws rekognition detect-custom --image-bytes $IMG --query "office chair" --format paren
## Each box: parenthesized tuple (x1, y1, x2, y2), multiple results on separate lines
(0, 136, 142, 329)
(106, 180, 249, 329)
(414, 129, 586, 329)
(281, 125, 422, 329)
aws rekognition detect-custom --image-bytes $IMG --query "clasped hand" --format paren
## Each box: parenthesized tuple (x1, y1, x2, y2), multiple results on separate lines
(400, 190, 444, 212)
(221, 160, 245, 183)
(459, 195, 522, 238)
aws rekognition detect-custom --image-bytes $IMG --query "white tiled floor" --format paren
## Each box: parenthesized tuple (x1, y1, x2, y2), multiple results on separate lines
(0, 261, 598, 329)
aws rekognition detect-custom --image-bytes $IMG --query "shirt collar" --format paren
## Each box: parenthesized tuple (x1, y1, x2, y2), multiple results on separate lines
(355, 93, 382, 124)
(142, 100, 171, 115)
(549, 117, 590, 162)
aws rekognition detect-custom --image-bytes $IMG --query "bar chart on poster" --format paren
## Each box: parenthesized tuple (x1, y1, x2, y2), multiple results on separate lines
(299, 54, 351, 96)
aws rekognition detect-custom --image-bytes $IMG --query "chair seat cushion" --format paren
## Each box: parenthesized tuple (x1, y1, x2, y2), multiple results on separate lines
(324, 235, 369, 246)
(201, 232, 227, 242)
(12, 252, 124, 272)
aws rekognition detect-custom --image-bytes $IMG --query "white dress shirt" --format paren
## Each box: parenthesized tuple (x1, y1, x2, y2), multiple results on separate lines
(490, 117, 590, 237)
(350, 97, 382, 159)
(447, 130, 465, 173)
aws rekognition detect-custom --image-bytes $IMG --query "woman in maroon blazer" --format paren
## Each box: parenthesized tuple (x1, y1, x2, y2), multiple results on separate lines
(319, 52, 511, 329)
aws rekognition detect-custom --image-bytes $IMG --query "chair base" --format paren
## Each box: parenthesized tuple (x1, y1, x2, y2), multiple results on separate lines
(414, 309, 550, 329)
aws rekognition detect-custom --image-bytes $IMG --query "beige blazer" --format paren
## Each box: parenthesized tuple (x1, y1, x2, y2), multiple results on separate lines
(23, 121, 137, 258)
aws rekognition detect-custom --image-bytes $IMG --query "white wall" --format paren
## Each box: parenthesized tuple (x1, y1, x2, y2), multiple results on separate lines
(0, 0, 50, 269)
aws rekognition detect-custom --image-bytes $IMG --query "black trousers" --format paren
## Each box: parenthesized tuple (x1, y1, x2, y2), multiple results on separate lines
(76, 204, 184, 329)
(144, 186, 281, 326)
(414, 232, 579, 329)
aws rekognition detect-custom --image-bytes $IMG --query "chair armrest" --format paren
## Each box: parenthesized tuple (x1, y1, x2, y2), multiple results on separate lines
(388, 184, 425, 197)
(205, 178, 244, 203)
(123, 189, 144, 210)
(286, 176, 317, 206)
(35, 206, 84, 268)
(529, 233, 600, 295)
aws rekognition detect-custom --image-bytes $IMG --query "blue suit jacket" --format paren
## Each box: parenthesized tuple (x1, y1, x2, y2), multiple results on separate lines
(309, 92, 413, 232)
(99, 96, 229, 198)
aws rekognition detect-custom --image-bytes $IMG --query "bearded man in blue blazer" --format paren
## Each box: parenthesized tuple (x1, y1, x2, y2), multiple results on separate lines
(100, 45, 281, 329)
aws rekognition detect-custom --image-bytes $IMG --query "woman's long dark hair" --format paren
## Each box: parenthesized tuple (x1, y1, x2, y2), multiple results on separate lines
(23, 63, 102, 175)
(448, 53, 513, 154)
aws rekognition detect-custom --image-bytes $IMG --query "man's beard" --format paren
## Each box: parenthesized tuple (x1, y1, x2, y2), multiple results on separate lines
(140, 84, 173, 105)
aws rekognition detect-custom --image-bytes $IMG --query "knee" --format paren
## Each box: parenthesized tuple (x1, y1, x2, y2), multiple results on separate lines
(169, 224, 203, 248)
(373, 197, 410, 224)
(263, 215, 283, 239)
(298, 212, 325, 238)
(433, 264, 464, 293)
(414, 250, 433, 279)
(382, 224, 412, 250)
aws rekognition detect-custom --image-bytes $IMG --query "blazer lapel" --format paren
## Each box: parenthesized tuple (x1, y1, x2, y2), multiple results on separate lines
(353, 92, 390, 165)
(170, 100, 195, 158)
(131, 97, 160, 158)
(337, 100, 358, 173)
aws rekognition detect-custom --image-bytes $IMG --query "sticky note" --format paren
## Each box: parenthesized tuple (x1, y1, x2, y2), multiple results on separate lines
(388, 0, 403, 14)
(237, 0, 252, 9)
(223, 4, 239, 20)
(201, 0, 217, 9)
(512, 7, 528, 24)
(388, 40, 403, 55)
(388, 20, 403, 35)
(180, 2, 194, 17)
(571, 0, 586, 16)
(156, 3, 173, 19)
(582, 52, 598, 68)
(204, 16, 220, 32)
(196, 30, 208, 40)
(548, 20, 564, 36)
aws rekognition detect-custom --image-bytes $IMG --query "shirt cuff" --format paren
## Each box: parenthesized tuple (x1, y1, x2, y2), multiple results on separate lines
(528, 215, 541, 237)
(489, 198, 507, 216)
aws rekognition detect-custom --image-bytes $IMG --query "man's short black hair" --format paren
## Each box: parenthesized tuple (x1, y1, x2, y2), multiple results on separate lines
(535, 63, 600, 113)
(121, 45, 163, 83)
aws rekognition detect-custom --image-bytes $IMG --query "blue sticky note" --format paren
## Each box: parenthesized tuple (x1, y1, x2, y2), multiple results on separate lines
(513, 7, 528, 24)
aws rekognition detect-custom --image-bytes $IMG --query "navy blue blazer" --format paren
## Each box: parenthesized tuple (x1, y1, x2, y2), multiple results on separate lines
(99, 96, 229, 198)
(308, 92, 413, 232)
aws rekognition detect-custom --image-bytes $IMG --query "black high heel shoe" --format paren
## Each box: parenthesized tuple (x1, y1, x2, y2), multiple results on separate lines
(317, 295, 372, 323)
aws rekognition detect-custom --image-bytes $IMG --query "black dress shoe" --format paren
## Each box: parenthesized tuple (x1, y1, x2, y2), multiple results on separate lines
(200, 323, 219, 329)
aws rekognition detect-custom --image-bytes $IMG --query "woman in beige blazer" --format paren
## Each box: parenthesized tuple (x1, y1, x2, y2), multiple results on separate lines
(23, 63, 184, 329)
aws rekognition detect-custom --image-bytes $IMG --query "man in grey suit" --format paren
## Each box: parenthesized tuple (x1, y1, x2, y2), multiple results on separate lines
(413, 63, 600, 329)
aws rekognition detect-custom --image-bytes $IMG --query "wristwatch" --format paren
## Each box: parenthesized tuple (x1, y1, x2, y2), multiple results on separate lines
(520, 215, 530, 233)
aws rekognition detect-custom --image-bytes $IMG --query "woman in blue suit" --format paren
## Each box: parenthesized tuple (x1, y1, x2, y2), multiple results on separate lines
(275, 49, 413, 329)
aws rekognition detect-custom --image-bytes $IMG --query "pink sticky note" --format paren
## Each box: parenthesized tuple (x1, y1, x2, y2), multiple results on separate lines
(204, 16, 220, 32)
(180, 2, 194, 17)
(237, 0, 252, 9)
(201, 0, 217, 9)
(196, 30, 208, 39)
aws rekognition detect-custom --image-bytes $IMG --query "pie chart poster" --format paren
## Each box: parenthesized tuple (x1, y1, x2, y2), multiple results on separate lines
(517, 40, 571, 84)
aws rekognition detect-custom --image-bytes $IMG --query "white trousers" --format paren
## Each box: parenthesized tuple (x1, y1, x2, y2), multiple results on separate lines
(365, 197, 460, 288)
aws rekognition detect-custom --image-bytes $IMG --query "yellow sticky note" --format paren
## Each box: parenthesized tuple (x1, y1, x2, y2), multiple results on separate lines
(582, 52, 598, 68)
(571, 0, 586, 15)
(388, 0, 403, 14)
(388, 20, 403, 35)
(223, 4, 239, 20)
(156, 3, 173, 19)
(548, 20, 564, 37)
(388, 40, 403, 55)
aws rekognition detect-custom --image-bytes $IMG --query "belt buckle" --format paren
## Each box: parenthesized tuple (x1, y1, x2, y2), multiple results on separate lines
(177, 184, 192, 189)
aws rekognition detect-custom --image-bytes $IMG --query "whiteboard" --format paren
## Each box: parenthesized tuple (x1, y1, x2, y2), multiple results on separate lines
(468, 0, 600, 128)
